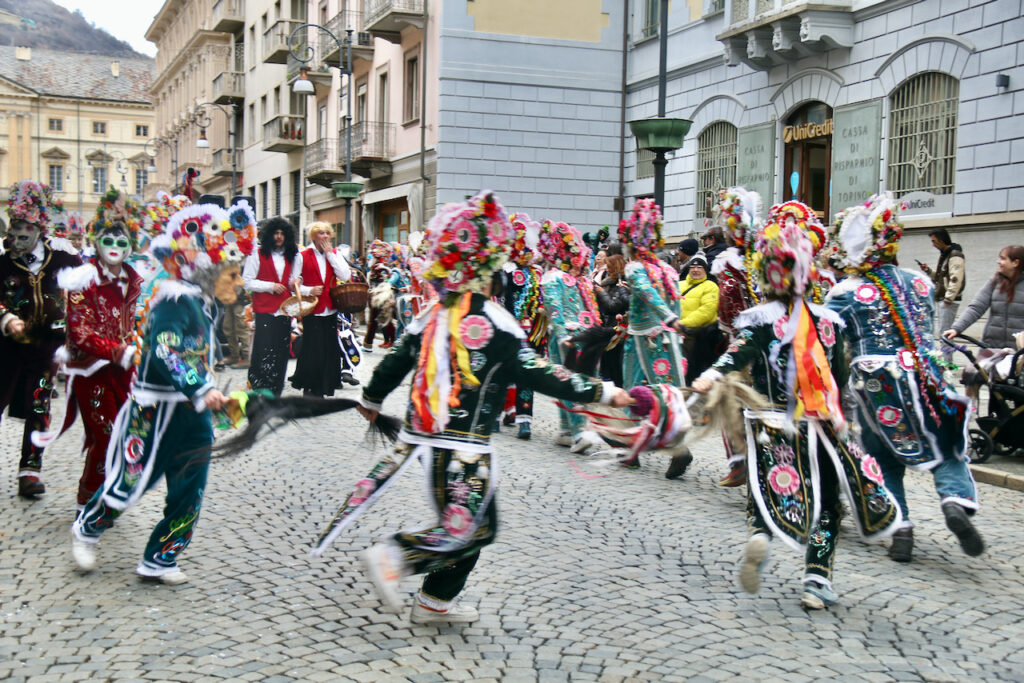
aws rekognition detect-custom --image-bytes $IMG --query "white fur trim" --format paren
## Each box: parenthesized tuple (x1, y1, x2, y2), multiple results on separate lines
(48, 236, 79, 256)
(541, 269, 562, 284)
(57, 263, 100, 292)
(119, 345, 137, 370)
(698, 368, 724, 383)
(824, 275, 862, 301)
(483, 300, 527, 339)
(735, 300, 844, 329)
(807, 302, 846, 329)
(599, 381, 615, 405)
(710, 247, 745, 276)
(148, 281, 203, 306)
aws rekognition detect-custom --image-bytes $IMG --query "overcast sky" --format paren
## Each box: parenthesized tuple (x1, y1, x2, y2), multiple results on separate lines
(51, 0, 164, 57)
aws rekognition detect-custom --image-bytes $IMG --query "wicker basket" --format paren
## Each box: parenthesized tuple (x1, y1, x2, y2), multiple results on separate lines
(330, 282, 369, 314)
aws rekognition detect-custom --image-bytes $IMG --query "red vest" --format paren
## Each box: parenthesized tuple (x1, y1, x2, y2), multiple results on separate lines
(252, 251, 294, 314)
(300, 247, 337, 315)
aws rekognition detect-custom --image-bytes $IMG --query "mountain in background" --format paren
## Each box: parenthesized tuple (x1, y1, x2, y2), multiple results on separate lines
(0, 0, 148, 58)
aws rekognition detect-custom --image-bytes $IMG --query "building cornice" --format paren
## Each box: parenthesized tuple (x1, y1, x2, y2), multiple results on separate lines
(150, 31, 232, 94)
(146, 0, 189, 42)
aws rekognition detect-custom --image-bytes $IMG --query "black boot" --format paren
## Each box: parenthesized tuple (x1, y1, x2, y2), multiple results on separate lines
(516, 422, 531, 440)
(943, 503, 984, 557)
(18, 476, 45, 498)
(889, 527, 914, 562)
(664, 448, 693, 480)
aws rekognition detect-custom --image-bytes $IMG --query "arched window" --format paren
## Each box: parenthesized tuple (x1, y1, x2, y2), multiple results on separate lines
(695, 121, 737, 219)
(887, 72, 959, 196)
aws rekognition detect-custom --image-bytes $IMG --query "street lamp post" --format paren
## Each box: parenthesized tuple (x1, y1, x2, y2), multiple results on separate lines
(192, 101, 238, 195)
(145, 136, 180, 195)
(290, 23, 363, 244)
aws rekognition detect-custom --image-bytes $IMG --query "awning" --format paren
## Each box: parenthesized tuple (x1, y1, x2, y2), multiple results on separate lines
(361, 181, 419, 205)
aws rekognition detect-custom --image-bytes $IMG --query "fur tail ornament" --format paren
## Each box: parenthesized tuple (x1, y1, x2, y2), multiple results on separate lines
(696, 372, 770, 448)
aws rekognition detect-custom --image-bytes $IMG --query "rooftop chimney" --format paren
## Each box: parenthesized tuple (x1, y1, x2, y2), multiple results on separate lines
(111, 60, 120, 77)
(15, 46, 30, 61)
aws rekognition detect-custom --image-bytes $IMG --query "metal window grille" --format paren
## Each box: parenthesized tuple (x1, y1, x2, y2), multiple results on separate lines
(261, 182, 268, 218)
(636, 146, 654, 180)
(291, 170, 301, 213)
(274, 176, 282, 217)
(887, 72, 959, 196)
(695, 121, 738, 219)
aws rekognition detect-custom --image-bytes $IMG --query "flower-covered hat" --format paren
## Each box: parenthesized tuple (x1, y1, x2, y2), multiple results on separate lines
(88, 187, 147, 249)
(716, 187, 762, 249)
(368, 239, 394, 263)
(618, 198, 664, 253)
(145, 191, 191, 238)
(7, 180, 55, 230)
(764, 201, 826, 256)
(538, 219, 590, 273)
(509, 212, 541, 266)
(751, 204, 817, 298)
(422, 190, 514, 297)
(829, 192, 902, 273)
(149, 200, 257, 280)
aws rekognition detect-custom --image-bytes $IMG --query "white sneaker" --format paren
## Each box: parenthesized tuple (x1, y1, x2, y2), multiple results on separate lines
(570, 430, 603, 454)
(410, 600, 479, 624)
(738, 534, 770, 594)
(71, 538, 97, 572)
(158, 568, 189, 585)
(363, 542, 406, 612)
(555, 431, 573, 447)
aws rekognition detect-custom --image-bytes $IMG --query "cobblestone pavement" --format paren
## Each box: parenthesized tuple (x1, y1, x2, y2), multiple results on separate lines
(3, 354, 1024, 682)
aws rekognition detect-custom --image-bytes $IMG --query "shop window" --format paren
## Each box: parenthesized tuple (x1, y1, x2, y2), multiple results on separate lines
(887, 72, 958, 197)
(783, 101, 833, 220)
(695, 121, 738, 220)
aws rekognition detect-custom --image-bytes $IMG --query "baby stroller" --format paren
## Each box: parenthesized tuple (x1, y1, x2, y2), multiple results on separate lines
(943, 333, 1024, 463)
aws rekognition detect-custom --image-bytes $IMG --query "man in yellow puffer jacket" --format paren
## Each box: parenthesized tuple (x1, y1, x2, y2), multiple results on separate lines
(678, 255, 721, 383)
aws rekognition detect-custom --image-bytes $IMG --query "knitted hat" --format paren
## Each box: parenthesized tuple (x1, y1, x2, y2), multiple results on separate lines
(688, 253, 709, 271)
(150, 200, 257, 280)
(7, 180, 55, 230)
(538, 219, 590, 273)
(678, 238, 700, 256)
(421, 190, 514, 297)
(829, 192, 902, 273)
(618, 198, 664, 253)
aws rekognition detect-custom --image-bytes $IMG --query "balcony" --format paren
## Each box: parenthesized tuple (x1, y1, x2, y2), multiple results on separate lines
(211, 148, 235, 177)
(718, 0, 853, 71)
(211, 0, 244, 33)
(364, 0, 424, 44)
(322, 10, 375, 67)
(304, 138, 347, 187)
(263, 19, 304, 64)
(212, 71, 244, 104)
(263, 114, 306, 152)
(343, 121, 395, 178)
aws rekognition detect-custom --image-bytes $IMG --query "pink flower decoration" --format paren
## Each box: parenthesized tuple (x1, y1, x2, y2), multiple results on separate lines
(877, 405, 902, 427)
(578, 311, 597, 328)
(459, 315, 494, 350)
(561, 273, 577, 287)
(348, 478, 376, 507)
(817, 318, 836, 346)
(855, 283, 878, 303)
(773, 315, 790, 340)
(897, 349, 916, 371)
(512, 270, 527, 286)
(860, 455, 885, 485)
(652, 358, 671, 376)
(767, 464, 801, 496)
(451, 218, 480, 250)
(442, 503, 474, 538)
(912, 277, 930, 297)
(772, 443, 795, 465)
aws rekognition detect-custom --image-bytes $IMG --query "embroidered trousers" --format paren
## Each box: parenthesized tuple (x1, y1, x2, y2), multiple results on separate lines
(0, 339, 58, 476)
(72, 365, 133, 506)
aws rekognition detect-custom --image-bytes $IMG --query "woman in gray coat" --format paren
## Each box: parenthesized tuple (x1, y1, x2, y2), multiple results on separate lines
(943, 244, 1024, 402)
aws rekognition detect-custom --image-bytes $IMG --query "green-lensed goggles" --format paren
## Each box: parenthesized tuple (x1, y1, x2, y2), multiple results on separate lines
(99, 236, 130, 248)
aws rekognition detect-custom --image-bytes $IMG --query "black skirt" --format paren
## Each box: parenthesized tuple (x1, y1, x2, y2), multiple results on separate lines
(290, 315, 343, 395)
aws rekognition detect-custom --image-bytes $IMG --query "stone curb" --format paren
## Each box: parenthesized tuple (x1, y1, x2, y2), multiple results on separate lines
(970, 464, 1024, 492)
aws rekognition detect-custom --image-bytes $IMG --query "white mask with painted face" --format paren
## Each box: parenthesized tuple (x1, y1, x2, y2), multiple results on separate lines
(9, 221, 41, 258)
(96, 230, 131, 267)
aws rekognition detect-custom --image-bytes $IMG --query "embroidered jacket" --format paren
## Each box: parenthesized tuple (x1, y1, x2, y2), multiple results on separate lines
(624, 260, 679, 335)
(542, 270, 600, 342)
(711, 247, 759, 336)
(361, 293, 611, 451)
(704, 300, 848, 407)
(0, 238, 81, 345)
(502, 263, 546, 341)
(59, 260, 143, 375)
(133, 282, 216, 410)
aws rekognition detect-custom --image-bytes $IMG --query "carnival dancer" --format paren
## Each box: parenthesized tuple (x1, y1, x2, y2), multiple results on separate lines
(539, 219, 606, 454)
(692, 205, 902, 610)
(825, 193, 981, 563)
(334, 244, 363, 387)
(0, 181, 81, 498)
(314, 191, 630, 623)
(499, 212, 546, 440)
(363, 239, 397, 352)
(71, 200, 258, 584)
(32, 189, 146, 511)
(290, 222, 353, 397)
(243, 217, 302, 396)
(710, 189, 763, 487)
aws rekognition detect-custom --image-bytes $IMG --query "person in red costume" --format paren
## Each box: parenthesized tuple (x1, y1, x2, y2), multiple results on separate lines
(33, 189, 150, 512)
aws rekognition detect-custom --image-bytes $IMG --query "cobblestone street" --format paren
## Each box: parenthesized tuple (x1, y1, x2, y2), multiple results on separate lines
(3, 357, 1024, 682)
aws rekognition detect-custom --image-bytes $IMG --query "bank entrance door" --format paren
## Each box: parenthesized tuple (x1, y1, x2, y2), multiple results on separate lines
(783, 102, 833, 221)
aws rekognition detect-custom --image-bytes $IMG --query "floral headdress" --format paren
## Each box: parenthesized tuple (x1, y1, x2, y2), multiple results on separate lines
(765, 201, 826, 256)
(538, 219, 590, 274)
(751, 205, 817, 298)
(618, 198, 664, 254)
(716, 187, 762, 249)
(368, 239, 394, 263)
(829, 192, 902, 273)
(422, 190, 513, 297)
(7, 180, 55, 230)
(145, 191, 191, 239)
(509, 212, 541, 266)
(149, 200, 256, 280)
(88, 187, 147, 250)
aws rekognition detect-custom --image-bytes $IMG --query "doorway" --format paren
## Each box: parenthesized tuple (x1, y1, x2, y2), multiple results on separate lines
(783, 102, 833, 221)
(377, 198, 409, 244)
